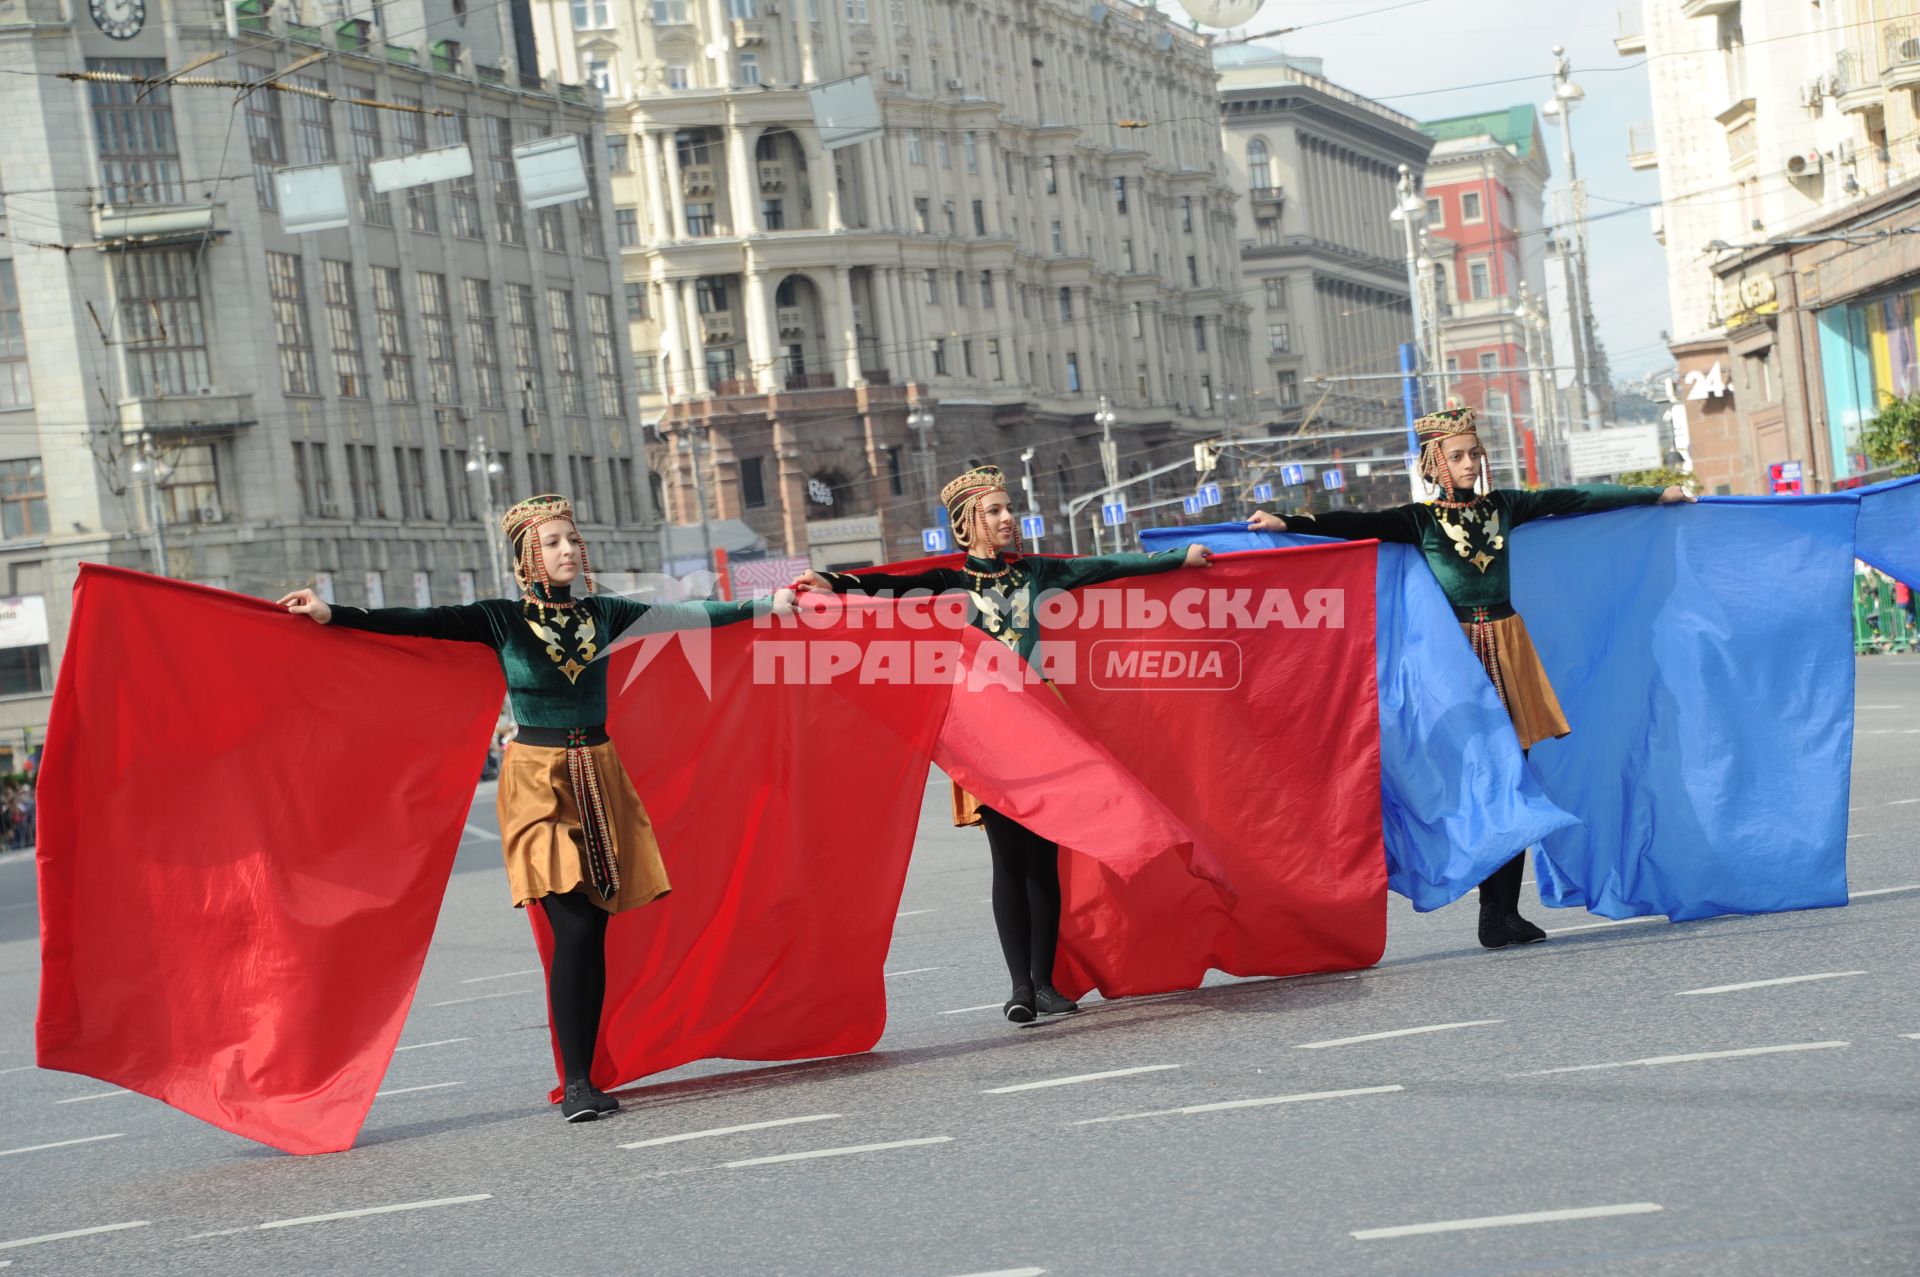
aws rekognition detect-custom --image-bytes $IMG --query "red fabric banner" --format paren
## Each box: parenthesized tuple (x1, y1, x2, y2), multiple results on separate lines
(36, 566, 501, 1155)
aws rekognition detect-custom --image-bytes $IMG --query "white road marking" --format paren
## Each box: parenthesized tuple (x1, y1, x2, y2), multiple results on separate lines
(1351, 1202, 1663, 1241)
(1544, 916, 1662, 935)
(723, 1136, 952, 1168)
(429, 990, 534, 1007)
(1888, 798, 1920, 805)
(1511, 1040, 1849, 1077)
(54, 1089, 131, 1104)
(1074, 1084, 1405, 1126)
(619, 1113, 842, 1150)
(984, 1065, 1181, 1094)
(1901, 1033, 1920, 1040)
(394, 1038, 472, 1053)
(940, 1270, 1046, 1277)
(895, 909, 936, 918)
(884, 967, 945, 978)
(1849, 833, 1869, 840)
(459, 968, 540, 984)
(1675, 971, 1866, 996)
(1294, 1021, 1502, 1050)
(0, 1065, 36, 1075)
(0, 1134, 125, 1158)
(1851, 884, 1920, 898)
(0, 1221, 150, 1251)
(1858, 704, 1903, 709)
(938, 1003, 1004, 1016)
(257, 1194, 492, 1231)
(374, 1082, 463, 1098)
(461, 823, 498, 841)
(184, 1228, 249, 1239)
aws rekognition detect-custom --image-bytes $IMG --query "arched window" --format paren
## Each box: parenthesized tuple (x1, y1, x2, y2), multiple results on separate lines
(1247, 138, 1271, 191)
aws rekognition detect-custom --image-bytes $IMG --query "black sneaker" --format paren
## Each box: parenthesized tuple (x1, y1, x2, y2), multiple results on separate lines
(1479, 907, 1548, 949)
(1034, 985, 1080, 1015)
(1004, 985, 1037, 1024)
(590, 1087, 620, 1115)
(560, 1080, 601, 1122)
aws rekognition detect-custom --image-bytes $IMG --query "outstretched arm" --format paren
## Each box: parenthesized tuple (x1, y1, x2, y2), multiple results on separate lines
(598, 592, 794, 638)
(1503, 483, 1691, 525)
(1037, 545, 1208, 592)
(1253, 504, 1424, 544)
(280, 589, 500, 645)
(794, 567, 963, 596)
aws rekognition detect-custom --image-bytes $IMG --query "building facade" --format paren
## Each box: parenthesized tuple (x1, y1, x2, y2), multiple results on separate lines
(1217, 47, 1433, 449)
(1417, 107, 1559, 483)
(0, 0, 654, 764)
(1620, 0, 1920, 492)
(530, 0, 1252, 565)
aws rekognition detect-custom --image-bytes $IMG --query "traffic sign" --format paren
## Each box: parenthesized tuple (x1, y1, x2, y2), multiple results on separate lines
(921, 527, 953, 553)
(1101, 500, 1128, 527)
(1198, 482, 1222, 507)
(1768, 460, 1804, 495)
(1183, 495, 1204, 515)
(1020, 513, 1046, 540)
(1252, 482, 1274, 502)
(1322, 468, 1345, 491)
(1281, 464, 1307, 486)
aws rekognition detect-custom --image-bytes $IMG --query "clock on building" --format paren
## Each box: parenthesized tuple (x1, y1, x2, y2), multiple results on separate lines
(89, 0, 146, 39)
(1185, 0, 1263, 28)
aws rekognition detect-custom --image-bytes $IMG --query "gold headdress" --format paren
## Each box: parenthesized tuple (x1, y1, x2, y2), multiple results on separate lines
(940, 465, 1017, 555)
(500, 493, 595, 606)
(1412, 407, 1490, 502)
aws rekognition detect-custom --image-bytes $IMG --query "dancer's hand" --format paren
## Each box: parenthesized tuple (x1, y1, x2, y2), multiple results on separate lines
(277, 588, 332, 625)
(791, 570, 834, 594)
(1184, 544, 1213, 569)
(1247, 510, 1287, 533)
(1658, 485, 1696, 504)
(770, 587, 800, 616)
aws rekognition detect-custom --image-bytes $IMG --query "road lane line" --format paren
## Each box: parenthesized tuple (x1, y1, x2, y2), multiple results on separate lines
(1888, 798, 1920, 806)
(884, 967, 945, 978)
(394, 1038, 472, 1053)
(1675, 971, 1866, 996)
(896, 909, 936, 918)
(0, 1221, 150, 1251)
(723, 1137, 952, 1168)
(429, 990, 534, 1007)
(0, 1134, 124, 1158)
(458, 969, 540, 984)
(985, 1065, 1181, 1094)
(938, 1003, 1004, 1016)
(1544, 917, 1663, 935)
(54, 1090, 131, 1104)
(1295, 1021, 1502, 1050)
(940, 1270, 1046, 1277)
(1851, 884, 1920, 898)
(619, 1113, 842, 1150)
(0, 1065, 36, 1075)
(257, 1194, 492, 1230)
(1511, 1041, 1849, 1077)
(185, 1228, 249, 1239)
(1075, 1084, 1405, 1126)
(461, 824, 498, 841)
(374, 1082, 463, 1097)
(1352, 1202, 1663, 1240)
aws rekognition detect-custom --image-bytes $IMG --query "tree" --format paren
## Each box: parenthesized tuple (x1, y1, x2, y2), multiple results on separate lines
(1861, 393, 1920, 477)
(1618, 466, 1693, 491)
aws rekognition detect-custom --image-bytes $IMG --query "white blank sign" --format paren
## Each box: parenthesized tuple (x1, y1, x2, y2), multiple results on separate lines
(513, 135, 590, 209)
(275, 165, 350, 233)
(369, 145, 474, 193)
(808, 75, 882, 151)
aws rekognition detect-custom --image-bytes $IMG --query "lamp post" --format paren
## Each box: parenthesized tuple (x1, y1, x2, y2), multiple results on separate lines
(1018, 446, 1041, 549)
(1389, 164, 1430, 397)
(128, 432, 172, 578)
(1093, 395, 1118, 554)
(1543, 44, 1600, 432)
(907, 403, 937, 534)
(465, 436, 507, 598)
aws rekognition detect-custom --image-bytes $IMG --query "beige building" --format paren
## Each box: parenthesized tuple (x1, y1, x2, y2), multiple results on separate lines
(530, 0, 1252, 564)
(0, 0, 653, 766)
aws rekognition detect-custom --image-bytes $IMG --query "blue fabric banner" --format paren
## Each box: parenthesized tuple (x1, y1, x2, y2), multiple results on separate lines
(1853, 472, 1920, 587)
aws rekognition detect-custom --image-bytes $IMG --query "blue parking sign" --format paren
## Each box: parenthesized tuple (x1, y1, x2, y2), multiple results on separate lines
(1183, 495, 1204, 515)
(1282, 464, 1307, 486)
(1252, 482, 1274, 502)
(1101, 500, 1127, 527)
(1322, 468, 1345, 491)
(1020, 513, 1046, 540)
(1198, 482, 1222, 507)
(922, 527, 952, 553)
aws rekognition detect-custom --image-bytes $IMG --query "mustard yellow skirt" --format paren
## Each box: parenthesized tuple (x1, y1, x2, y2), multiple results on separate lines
(496, 740, 671, 914)
(1466, 613, 1571, 751)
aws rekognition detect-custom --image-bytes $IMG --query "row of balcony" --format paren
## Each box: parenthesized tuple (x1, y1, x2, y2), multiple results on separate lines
(697, 370, 892, 396)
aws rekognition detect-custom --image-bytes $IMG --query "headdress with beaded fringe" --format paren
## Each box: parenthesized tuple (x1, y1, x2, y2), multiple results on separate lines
(500, 493, 595, 603)
(940, 465, 1022, 556)
(1411, 407, 1491, 503)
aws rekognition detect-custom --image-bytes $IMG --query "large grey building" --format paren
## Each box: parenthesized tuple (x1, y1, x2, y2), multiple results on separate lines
(0, 0, 656, 764)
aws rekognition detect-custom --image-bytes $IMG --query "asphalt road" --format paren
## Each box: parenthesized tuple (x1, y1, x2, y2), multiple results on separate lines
(0, 657, 1915, 1276)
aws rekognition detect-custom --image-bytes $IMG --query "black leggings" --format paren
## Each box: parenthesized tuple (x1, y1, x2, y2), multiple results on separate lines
(1479, 851, 1527, 914)
(539, 891, 609, 1085)
(978, 806, 1064, 990)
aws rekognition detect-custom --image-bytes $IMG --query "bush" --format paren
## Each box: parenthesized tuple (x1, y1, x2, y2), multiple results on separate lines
(1862, 393, 1920, 477)
(1618, 466, 1693, 491)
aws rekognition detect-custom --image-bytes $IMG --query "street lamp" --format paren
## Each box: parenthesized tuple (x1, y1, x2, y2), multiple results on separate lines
(1543, 44, 1600, 433)
(907, 404, 937, 531)
(129, 434, 173, 578)
(465, 438, 508, 598)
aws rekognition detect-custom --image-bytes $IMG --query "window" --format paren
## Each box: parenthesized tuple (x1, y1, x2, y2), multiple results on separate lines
(886, 446, 903, 495)
(1425, 197, 1443, 226)
(980, 270, 994, 307)
(1181, 195, 1193, 232)
(242, 64, 286, 209)
(1256, 217, 1279, 246)
(907, 129, 924, 164)
(1130, 301, 1144, 338)
(1461, 191, 1483, 223)
(395, 446, 431, 520)
(607, 135, 630, 174)
(487, 118, 524, 245)
(396, 101, 437, 232)
(1187, 255, 1199, 286)
(943, 200, 956, 234)
(1121, 239, 1135, 272)
(988, 338, 1003, 381)
(440, 114, 481, 239)
(1468, 258, 1491, 300)
(1268, 323, 1290, 354)
(635, 355, 658, 392)
(588, 294, 623, 416)
(739, 53, 760, 86)
(440, 446, 472, 522)
(695, 277, 729, 313)
(740, 456, 767, 508)
(615, 456, 641, 523)
(371, 267, 415, 403)
(728, 0, 757, 14)
(508, 284, 541, 407)
(1059, 287, 1073, 321)
(0, 264, 29, 409)
(266, 253, 317, 396)
(955, 271, 968, 308)
(321, 261, 366, 398)
(416, 273, 457, 405)
(962, 339, 975, 377)
(569, 455, 599, 524)
(845, 0, 867, 19)
(625, 282, 649, 320)
(1264, 277, 1287, 310)
(653, 0, 688, 19)
(1199, 375, 1214, 413)
(87, 59, 183, 206)
(914, 197, 930, 233)
(349, 101, 391, 226)
(576, 134, 604, 257)
(572, 0, 611, 26)
(0, 459, 47, 538)
(1066, 352, 1081, 393)
(549, 288, 584, 413)
(1276, 370, 1298, 406)
(972, 199, 986, 236)
(1113, 176, 1128, 213)
(1193, 316, 1208, 352)
(1478, 352, 1499, 372)
(964, 130, 979, 173)
(1050, 220, 1063, 254)
(1044, 156, 1057, 194)
(924, 269, 939, 303)
(685, 202, 714, 236)
(616, 207, 640, 246)
(931, 338, 948, 375)
(1246, 138, 1271, 190)
(345, 443, 385, 520)
(465, 279, 503, 408)
(666, 63, 691, 90)
(294, 440, 336, 517)
(292, 75, 335, 165)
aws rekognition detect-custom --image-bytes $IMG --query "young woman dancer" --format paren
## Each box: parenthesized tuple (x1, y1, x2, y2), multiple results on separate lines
(280, 493, 791, 1120)
(794, 465, 1210, 1022)
(1250, 407, 1694, 948)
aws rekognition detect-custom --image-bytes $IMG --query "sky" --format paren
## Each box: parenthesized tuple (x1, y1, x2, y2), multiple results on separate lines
(1170, 0, 1673, 380)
